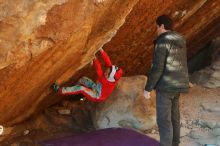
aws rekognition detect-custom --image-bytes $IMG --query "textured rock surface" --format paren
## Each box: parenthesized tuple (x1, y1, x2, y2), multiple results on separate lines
(145, 85, 220, 146)
(92, 76, 156, 131)
(0, 0, 219, 126)
(103, 0, 220, 75)
(179, 86, 220, 146)
(0, 99, 93, 144)
(0, 0, 139, 126)
(0, 0, 68, 69)
(190, 38, 220, 89)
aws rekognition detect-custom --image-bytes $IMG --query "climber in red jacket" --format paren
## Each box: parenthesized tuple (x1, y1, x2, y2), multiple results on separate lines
(51, 49, 123, 102)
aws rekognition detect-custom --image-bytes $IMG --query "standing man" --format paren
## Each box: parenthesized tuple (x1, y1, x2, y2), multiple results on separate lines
(144, 15, 189, 146)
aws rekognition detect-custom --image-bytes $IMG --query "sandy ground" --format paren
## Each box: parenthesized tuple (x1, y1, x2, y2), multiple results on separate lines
(146, 85, 220, 146)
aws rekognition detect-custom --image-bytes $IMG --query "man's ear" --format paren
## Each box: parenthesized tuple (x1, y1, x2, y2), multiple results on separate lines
(161, 24, 165, 29)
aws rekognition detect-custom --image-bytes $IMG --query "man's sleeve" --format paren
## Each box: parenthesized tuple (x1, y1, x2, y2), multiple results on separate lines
(100, 50, 112, 67)
(145, 39, 168, 92)
(93, 58, 103, 77)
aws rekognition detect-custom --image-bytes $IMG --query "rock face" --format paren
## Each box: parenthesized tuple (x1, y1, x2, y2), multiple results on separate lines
(0, 0, 139, 126)
(103, 0, 220, 75)
(190, 38, 220, 88)
(92, 76, 156, 131)
(0, 0, 219, 126)
(191, 58, 220, 88)
(0, 0, 68, 69)
(0, 99, 93, 144)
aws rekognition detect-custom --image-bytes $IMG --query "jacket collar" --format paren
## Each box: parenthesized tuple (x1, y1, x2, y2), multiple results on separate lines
(153, 31, 170, 44)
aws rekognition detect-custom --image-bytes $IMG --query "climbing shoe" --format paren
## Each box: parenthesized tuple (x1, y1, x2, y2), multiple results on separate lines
(51, 83, 60, 93)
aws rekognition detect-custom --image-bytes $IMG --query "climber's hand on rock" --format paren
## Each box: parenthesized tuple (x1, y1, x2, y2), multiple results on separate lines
(144, 90, 151, 99)
(91, 55, 97, 66)
(90, 60, 93, 66)
(0, 125, 3, 135)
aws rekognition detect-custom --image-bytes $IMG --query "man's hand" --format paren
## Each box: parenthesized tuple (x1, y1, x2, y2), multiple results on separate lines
(144, 90, 151, 99)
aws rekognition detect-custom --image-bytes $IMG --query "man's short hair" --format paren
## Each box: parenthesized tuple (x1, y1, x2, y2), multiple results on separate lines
(156, 15, 173, 30)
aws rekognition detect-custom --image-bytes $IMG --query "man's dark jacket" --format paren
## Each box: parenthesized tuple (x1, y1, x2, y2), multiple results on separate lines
(145, 31, 189, 92)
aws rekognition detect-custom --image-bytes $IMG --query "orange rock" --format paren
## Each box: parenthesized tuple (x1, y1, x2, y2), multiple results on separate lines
(0, 0, 219, 127)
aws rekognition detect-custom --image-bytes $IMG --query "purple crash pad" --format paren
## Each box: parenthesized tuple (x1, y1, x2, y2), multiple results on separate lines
(40, 128, 159, 146)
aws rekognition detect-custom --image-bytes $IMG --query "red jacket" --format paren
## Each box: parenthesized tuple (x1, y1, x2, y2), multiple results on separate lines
(93, 50, 123, 102)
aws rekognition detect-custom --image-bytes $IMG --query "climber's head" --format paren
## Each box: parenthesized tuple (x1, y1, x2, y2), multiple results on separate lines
(106, 65, 123, 82)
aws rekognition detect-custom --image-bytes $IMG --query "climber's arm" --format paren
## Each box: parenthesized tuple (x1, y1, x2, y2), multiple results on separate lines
(93, 56, 103, 77)
(100, 49, 112, 67)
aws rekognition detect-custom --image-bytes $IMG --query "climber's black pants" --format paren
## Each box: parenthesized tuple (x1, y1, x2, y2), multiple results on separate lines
(156, 90, 180, 146)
